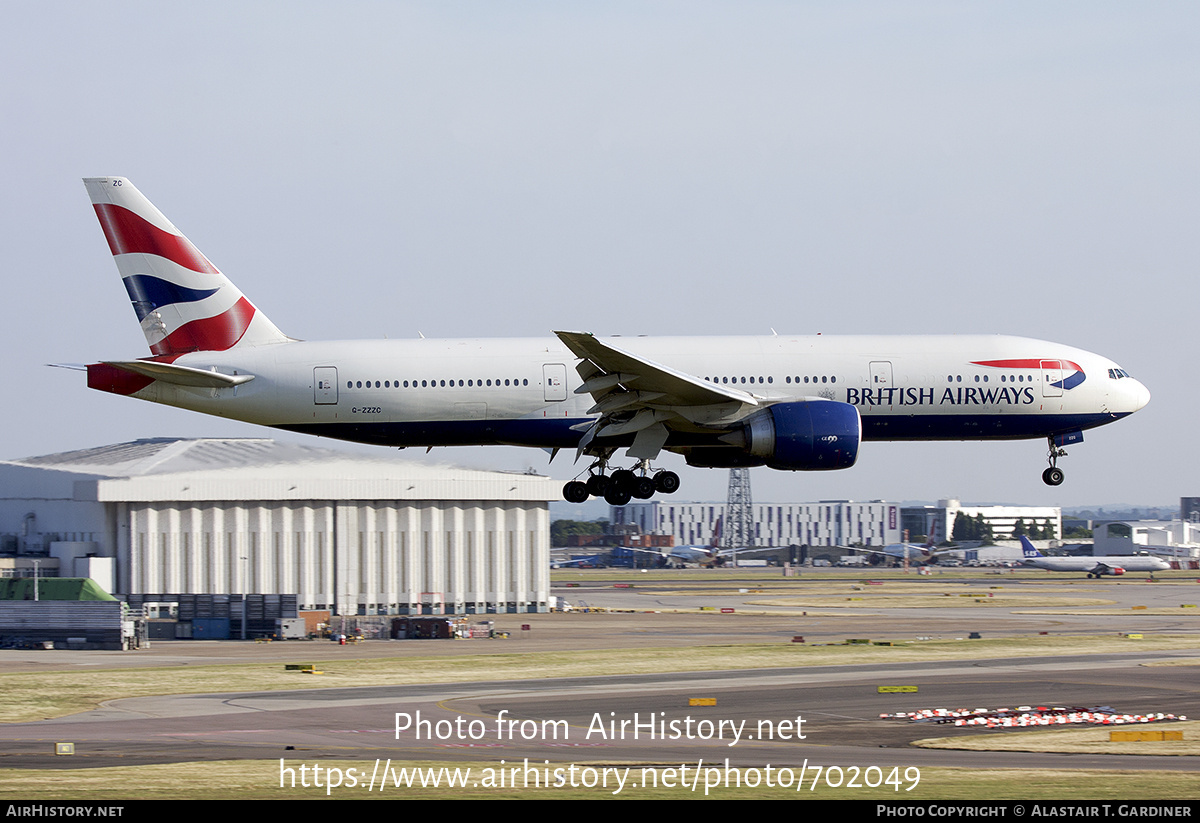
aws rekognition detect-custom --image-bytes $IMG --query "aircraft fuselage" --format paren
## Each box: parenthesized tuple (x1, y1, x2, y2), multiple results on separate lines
(79, 176, 1150, 500)
(92, 333, 1148, 451)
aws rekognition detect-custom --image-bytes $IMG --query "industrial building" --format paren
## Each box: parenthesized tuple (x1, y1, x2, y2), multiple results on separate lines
(0, 578, 134, 650)
(0, 438, 559, 615)
(902, 499, 1062, 542)
(1092, 519, 1200, 559)
(613, 500, 902, 547)
(614, 497, 1063, 551)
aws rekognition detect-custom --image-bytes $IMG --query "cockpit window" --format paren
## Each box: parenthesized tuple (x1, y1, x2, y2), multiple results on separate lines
(1108, 368, 1132, 380)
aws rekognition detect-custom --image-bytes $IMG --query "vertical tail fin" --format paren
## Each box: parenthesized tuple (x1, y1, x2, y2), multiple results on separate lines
(83, 177, 289, 356)
(1019, 536, 1041, 558)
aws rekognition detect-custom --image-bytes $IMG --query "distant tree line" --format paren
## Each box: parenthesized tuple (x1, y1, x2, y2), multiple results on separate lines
(951, 515, 1058, 542)
(952, 513, 993, 542)
(1010, 518, 1057, 540)
(551, 519, 608, 545)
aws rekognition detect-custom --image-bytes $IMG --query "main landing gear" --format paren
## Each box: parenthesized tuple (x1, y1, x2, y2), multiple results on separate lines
(562, 459, 680, 504)
(1042, 436, 1066, 486)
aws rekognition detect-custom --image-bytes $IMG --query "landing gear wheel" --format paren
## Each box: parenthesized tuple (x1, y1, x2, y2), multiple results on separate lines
(1043, 436, 1067, 487)
(654, 470, 680, 494)
(586, 474, 610, 497)
(604, 483, 632, 505)
(609, 469, 635, 489)
(632, 477, 656, 499)
(563, 481, 589, 503)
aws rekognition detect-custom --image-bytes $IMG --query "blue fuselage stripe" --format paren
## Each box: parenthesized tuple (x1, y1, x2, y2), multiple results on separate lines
(276, 412, 1127, 450)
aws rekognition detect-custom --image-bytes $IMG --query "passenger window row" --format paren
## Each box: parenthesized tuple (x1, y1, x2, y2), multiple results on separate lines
(347, 378, 530, 389)
(701, 375, 841, 386)
(947, 374, 1034, 383)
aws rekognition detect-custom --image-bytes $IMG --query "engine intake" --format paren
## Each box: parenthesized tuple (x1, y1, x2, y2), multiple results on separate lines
(736, 400, 861, 471)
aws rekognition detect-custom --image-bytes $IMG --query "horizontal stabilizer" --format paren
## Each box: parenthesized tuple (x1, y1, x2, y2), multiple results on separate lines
(101, 360, 255, 388)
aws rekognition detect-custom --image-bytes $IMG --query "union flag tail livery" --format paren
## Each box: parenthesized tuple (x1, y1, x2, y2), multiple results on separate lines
(79, 177, 1151, 501)
(83, 177, 289, 356)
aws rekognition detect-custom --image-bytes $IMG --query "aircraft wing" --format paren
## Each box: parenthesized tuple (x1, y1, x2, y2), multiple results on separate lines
(555, 331, 755, 407)
(841, 546, 909, 558)
(713, 545, 785, 558)
(917, 546, 962, 557)
(554, 330, 758, 458)
(616, 545, 671, 556)
(837, 544, 961, 558)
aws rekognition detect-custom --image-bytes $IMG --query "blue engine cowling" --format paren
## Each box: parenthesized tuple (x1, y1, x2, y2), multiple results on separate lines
(741, 400, 861, 470)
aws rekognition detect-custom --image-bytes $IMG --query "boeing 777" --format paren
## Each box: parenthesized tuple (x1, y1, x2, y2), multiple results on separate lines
(623, 544, 782, 568)
(78, 177, 1150, 503)
(837, 524, 958, 565)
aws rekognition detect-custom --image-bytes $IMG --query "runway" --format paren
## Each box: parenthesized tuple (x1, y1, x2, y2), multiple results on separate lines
(2, 648, 1197, 774)
(2, 571, 1198, 794)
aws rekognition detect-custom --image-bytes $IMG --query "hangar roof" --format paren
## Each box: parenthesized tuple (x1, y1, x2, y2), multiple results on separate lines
(2, 438, 559, 503)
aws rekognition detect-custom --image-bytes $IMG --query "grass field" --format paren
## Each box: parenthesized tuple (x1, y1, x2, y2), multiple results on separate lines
(552, 567, 1200, 583)
(3, 568, 1197, 800)
(916, 721, 1200, 756)
(1, 634, 1196, 724)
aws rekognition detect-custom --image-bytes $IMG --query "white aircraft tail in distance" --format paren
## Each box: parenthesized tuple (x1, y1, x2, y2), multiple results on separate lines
(1019, 536, 1170, 577)
(79, 177, 1151, 503)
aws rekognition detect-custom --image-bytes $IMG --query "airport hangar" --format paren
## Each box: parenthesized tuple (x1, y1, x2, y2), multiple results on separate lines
(0, 438, 559, 615)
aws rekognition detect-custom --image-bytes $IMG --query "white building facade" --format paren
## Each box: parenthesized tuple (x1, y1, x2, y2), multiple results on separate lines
(1094, 519, 1200, 559)
(904, 499, 1062, 542)
(0, 439, 558, 614)
(613, 500, 901, 547)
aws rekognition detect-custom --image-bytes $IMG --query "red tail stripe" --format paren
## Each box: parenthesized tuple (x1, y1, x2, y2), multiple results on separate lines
(93, 203, 219, 274)
(86, 363, 154, 396)
(149, 297, 257, 356)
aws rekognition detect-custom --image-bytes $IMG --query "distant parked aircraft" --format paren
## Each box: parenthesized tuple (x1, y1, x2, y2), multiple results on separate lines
(1019, 536, 1169, 577)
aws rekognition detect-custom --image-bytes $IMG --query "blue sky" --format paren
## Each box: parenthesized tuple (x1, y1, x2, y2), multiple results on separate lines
(5, 2, 1196, 506)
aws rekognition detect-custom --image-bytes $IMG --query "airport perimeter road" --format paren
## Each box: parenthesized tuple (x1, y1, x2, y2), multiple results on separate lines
(1, 649, 1198, 773)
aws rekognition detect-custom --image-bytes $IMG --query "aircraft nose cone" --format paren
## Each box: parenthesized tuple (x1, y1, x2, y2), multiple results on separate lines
(1132, 380, 1150, 411)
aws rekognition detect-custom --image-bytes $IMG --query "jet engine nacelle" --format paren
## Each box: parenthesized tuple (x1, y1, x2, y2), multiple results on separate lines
(733, 400, 861, 471)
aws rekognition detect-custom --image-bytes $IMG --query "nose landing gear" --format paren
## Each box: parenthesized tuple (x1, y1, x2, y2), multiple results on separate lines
(1042, 437, 1067, 486)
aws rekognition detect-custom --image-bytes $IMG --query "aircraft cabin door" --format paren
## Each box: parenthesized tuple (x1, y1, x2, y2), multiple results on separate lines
(314, 366, 339, 404)
(1040, 360, 1063, 397)
(543, 363, 568, 402)
(869, 361, 893, 388)
(869, 361, 894, 407)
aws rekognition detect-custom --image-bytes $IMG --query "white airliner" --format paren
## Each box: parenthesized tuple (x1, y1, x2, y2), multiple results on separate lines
(623, 544, 781, 567)
(1019, 537, 1170, 577)
(78, 177, 1150, 503)
(840, 524, 959, 565)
